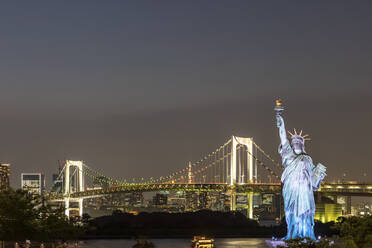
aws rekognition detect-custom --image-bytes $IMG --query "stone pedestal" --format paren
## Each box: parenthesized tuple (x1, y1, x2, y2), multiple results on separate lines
(265, 240, 286, 248)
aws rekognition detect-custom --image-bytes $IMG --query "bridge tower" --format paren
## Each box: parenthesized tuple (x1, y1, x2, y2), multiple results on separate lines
(229, 136, 255, 185)
(62, 160, 84, 217)
(228, 136, 255, 219)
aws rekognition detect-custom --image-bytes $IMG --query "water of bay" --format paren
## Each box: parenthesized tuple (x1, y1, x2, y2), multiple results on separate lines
(79, 238, 268, 248)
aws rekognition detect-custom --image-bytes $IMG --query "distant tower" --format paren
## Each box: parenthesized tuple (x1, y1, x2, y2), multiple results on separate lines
(0, 163, 10, 191)
(188, 162, 193, 184)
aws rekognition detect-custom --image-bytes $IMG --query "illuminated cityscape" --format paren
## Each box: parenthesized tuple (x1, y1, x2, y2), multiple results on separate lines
(18, 139, 369, 224)
(0, 151, 369, 224)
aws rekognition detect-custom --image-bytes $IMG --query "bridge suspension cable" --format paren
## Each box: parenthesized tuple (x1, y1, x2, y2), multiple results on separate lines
(49, 136, 284, 192)
(246, 146, 281, 181)
(253, 141, 283, 172)
(144, 136, 283, 185)
(137, 137, 283, 185)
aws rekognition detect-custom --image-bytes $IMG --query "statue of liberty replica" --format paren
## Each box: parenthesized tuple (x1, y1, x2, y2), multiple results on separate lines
(275, 99, 327, 240)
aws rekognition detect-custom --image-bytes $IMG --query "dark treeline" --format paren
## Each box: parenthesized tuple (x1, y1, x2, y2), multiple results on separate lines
(84, 210, 337, 238)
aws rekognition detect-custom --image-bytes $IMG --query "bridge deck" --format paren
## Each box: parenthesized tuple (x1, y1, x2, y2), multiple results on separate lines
(48, 183, 372, 200)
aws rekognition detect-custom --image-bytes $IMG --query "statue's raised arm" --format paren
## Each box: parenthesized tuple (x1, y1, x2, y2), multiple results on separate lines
(274, 99, 288, 146)
(276, 115, 287, 146)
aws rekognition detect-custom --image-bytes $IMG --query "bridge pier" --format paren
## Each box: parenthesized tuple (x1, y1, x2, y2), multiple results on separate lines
(64, 198, 69, 217)
(228, 188, 236, 211)
(64, 198, 84, 218)
(346, 196, 351, 215)
(230, 190, 253, 219)
(248, 192, 253, 219)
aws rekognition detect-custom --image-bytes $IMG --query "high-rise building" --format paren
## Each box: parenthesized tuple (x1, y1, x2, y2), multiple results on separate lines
(0, 163, 10, 191)
(21, 173, 45, 195)
(51, 173, 63, 193)
(198, 192, 208, 209)
(185, 191, 198, 211)
(207, 192, 225, 211)
(167, 192, 186, 211)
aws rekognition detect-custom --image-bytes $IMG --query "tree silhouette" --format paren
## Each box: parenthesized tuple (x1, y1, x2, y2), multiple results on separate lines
(0, 188, 81, 241)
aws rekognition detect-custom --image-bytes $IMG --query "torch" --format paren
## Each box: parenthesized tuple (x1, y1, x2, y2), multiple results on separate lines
(274, 99, 284, 116)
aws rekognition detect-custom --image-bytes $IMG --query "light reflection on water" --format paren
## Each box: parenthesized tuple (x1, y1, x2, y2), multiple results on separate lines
(79, 238, 268, 248)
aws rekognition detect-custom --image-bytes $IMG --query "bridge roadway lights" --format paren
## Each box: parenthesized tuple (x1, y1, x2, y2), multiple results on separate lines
(51, 183, 372, 199)
(50, 183, 283, 200)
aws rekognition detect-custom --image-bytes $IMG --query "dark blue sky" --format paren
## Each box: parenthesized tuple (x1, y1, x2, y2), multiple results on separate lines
(0, 1, 371, 187)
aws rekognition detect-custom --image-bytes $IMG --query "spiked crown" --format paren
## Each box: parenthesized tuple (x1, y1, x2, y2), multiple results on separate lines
(288, 128, 311, 143)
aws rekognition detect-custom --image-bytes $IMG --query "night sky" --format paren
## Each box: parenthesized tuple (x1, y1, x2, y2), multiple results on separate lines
(1, 1, 371, 188)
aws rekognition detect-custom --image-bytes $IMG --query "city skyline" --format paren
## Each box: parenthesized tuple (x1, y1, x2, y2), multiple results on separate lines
(0, 1, 371, 187)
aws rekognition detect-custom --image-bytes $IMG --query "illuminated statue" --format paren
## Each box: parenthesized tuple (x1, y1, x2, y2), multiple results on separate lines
(275, 100, 326, 240)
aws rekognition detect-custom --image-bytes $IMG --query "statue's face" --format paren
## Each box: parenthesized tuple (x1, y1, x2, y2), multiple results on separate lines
(291, 137, 305, 154)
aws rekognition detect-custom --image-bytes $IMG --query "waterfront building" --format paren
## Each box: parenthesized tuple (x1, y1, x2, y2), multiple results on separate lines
(351, 202, 372, 216)
(315, 203, 343, 223)
(236, 194, 249, 216)
(0, 163, 10, 191)
(185, 191, 199, 210)
(207, 192, 225, 211)
(153, 193, 168, 207)
(167, 192, 186, 211)
(338, 196, 352, 215)
(314, 196, 343, 223)
(21, 173, 45, 195)
(250, 193, 282, 221)
(253, 193, 262, 208)
(84, 192, 145, 214)
(130, 192, 144, 207)
(198, 192, 208, 209)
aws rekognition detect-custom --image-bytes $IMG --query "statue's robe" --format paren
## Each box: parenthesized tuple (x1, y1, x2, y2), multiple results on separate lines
(279, 140, 317, 240)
